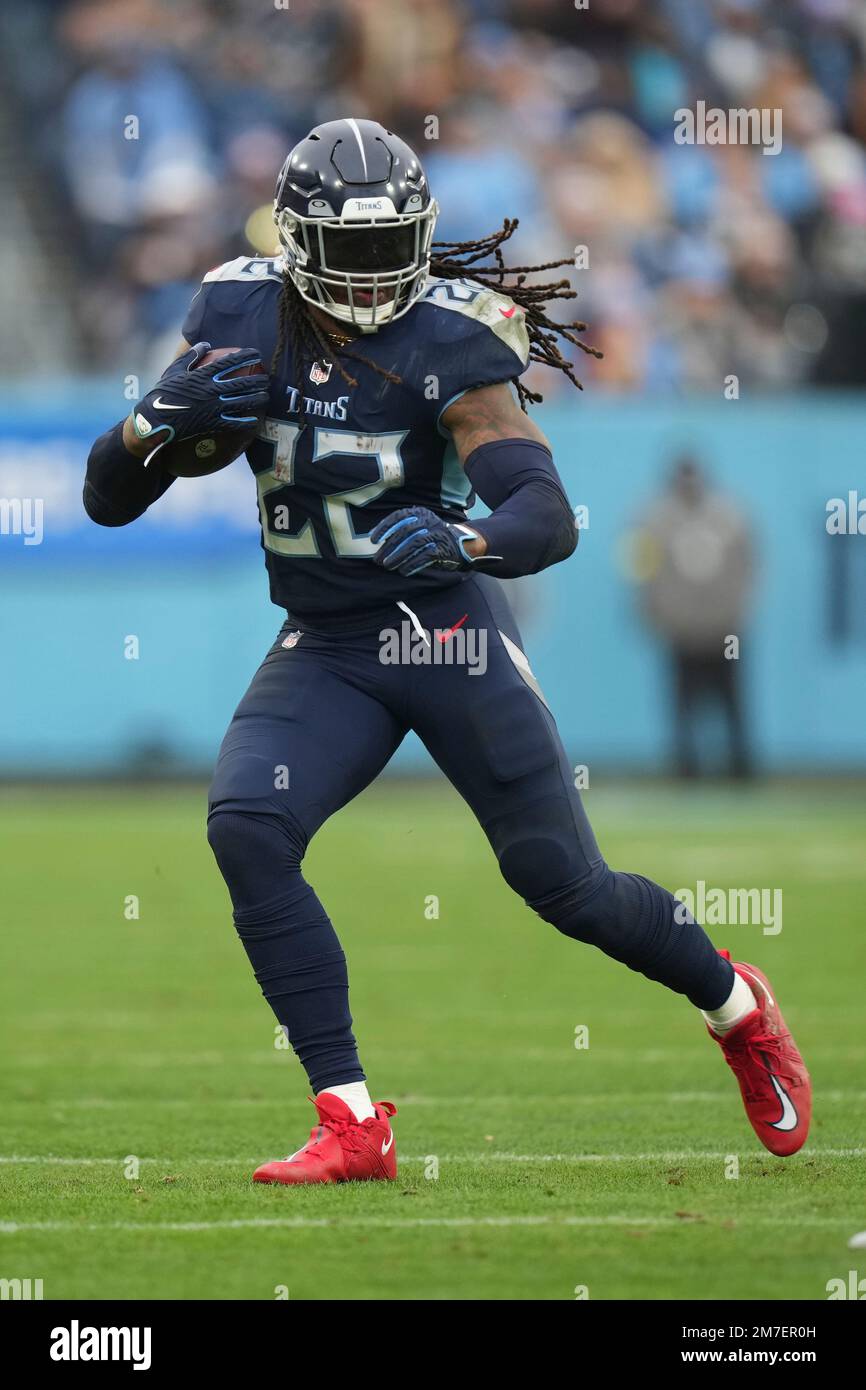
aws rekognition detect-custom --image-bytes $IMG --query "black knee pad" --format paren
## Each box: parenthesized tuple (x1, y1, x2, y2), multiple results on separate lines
(206, 802, 310, 923)
(490, 795, 592, 904)
(498, 833, 581, 904)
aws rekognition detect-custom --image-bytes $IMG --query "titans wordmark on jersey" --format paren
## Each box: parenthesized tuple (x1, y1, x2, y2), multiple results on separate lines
(182, 257, 530, 630)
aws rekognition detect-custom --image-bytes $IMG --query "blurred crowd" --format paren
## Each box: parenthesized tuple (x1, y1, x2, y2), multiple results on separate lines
(8, 0, 866, 388)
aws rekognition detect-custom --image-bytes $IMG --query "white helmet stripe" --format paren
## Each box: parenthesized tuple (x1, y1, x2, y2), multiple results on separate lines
(345, 118, 369, 180)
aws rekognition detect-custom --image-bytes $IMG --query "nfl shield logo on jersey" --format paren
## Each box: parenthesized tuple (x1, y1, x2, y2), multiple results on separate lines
(310, 359, 332, 386)
(281, 630, 303, 649)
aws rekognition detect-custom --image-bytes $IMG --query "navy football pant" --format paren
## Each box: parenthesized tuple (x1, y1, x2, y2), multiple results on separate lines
(206, 574, 734, 1092)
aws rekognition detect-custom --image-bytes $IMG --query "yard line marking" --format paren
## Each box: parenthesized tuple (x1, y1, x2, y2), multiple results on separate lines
(0, 1214, 855, 1235)
(13, 1091, 866, 1108)
(14, 1046, 866, 1068)
(1, 1147, 863, 1165)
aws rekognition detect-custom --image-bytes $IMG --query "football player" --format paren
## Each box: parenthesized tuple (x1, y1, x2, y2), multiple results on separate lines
(85, 118, 811, 1183)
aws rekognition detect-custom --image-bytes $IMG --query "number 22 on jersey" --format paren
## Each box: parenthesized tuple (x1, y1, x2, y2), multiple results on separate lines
(253, 419, 408, 559)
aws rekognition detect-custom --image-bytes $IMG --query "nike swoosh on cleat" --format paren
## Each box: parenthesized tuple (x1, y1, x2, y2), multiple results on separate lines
(152, 396, 190, 410)
(381, 1132, 394, 1155)
(766, 1069, 799, 1132)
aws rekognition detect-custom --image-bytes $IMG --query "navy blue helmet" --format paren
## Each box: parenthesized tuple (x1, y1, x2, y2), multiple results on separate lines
(273, 118, 438, 333)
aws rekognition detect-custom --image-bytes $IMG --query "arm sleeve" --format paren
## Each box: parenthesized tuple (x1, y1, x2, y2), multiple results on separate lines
(464, 437, 578, 578)
(83, 420, 175, 527)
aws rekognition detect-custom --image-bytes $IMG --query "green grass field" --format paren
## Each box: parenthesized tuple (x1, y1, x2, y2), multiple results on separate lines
(1, 780, 864, 1301)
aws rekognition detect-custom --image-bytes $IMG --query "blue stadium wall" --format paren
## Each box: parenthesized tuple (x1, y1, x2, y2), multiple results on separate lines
(1, 388, 863, 775)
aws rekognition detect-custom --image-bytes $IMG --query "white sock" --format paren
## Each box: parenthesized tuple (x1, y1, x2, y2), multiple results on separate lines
(319, 1081, 375, 1122)
(701, 971, 757, 1035)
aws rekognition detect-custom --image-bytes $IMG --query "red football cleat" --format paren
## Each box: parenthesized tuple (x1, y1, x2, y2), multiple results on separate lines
(252, 1094, 398, 1185)
(709, 951, 811, 1156)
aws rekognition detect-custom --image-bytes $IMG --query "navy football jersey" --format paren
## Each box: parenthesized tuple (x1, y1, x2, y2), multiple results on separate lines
(181, 257, 530, 630)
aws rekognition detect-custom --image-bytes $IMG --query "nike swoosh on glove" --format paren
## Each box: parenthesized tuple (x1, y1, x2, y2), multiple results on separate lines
(370, 506, 483, 577)
(132, 342, 270, 453)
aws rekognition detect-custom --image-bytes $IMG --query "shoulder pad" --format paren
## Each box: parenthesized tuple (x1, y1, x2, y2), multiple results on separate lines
(419, 276, 529, 367)
(202, 256, 285, 285)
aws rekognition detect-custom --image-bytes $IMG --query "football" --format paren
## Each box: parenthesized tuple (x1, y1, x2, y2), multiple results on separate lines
(157, 347, 263, 478)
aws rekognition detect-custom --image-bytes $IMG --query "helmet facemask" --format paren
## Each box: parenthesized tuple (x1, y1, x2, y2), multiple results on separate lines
(274, 199, 438, 332)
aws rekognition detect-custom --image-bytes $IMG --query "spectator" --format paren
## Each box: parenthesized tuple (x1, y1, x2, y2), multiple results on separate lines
(632, 456, 756, 779)
(3, 0, 866, 381)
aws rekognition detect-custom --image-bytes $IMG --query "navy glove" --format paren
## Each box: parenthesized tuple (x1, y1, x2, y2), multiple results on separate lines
(131, 341, 270, 452)
(370, 506, 486, 577)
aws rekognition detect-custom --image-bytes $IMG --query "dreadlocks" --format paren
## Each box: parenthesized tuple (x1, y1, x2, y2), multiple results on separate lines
(270, 218, 602, 410)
